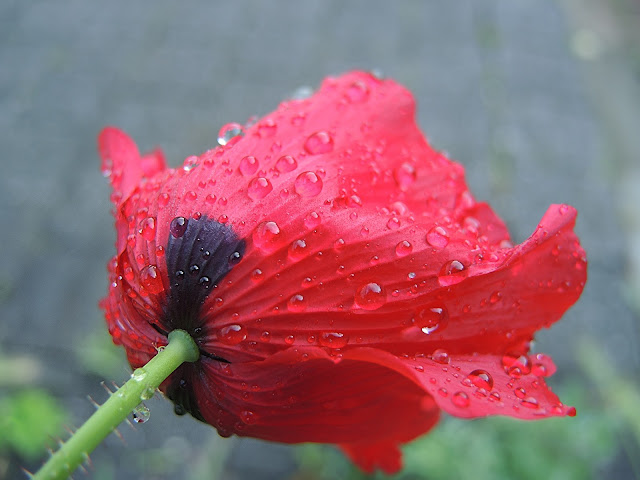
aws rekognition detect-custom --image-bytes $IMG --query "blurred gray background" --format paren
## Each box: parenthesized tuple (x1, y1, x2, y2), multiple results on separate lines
(1, 1, 639, 479)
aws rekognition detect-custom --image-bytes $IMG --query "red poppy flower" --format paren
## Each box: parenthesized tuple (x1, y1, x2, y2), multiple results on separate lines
(99, 71, 586, 473)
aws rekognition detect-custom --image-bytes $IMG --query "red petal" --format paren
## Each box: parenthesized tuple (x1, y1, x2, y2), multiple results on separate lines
(340, 442, 404, 474)
(341, 347, 575, 420)
(98, 127, 166, 204)
(178, 346, 439, 448)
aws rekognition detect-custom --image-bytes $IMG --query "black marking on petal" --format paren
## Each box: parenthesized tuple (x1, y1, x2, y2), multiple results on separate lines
(163, 215, 245, 333)
(165, 365, 205, 422)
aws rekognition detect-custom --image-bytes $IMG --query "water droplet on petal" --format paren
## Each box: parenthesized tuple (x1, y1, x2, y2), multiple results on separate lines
(219, 324, 247, 345)
(170, 217, 188, 238)
(276, 155, 298, 173)
(284, 335, 295, 345)
(252, 221, 283, 253)
(394, 162, 416, 189)
(158, 193, 170, 207)
(514, 387, 527, 399)
(304, 211, 321, 229)
(304, 131, 334, 155)
(295, 171, 323, 197)
(345, 81, 370, 103)
(438, 260, 467, 286)
(251, 268, 264, 283)
(452, 391, 470, 408)
(532, 354, 556, 377)
(240, 410, 258, 424)
(521, 396, 539, 409)
(247, 177, 273, 199)
(467, 369, 493, 390)
(257, 119, 277, 138)
(502, 352, 531, 377)
(140, 265, 163, 294)
(288, 239, 308, 261)
(319, 332, 348, 349)
(287, 294, 307, 312)
(239, 156, 259, 176)
(431, 349, 450, 364)
(418, 306, 449, 335)
(354, 282, 386, 310)
(395, 240, 413, 257)
(426, 226, 449, 249)
(386, 217, 401, 230)
(217, 123, 245, 145)
(184, 190, 197, 202)
(140, 217, 156, 241)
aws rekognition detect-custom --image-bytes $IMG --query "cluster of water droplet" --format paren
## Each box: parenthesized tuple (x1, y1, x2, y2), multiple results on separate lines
(418, 342, 568, 415)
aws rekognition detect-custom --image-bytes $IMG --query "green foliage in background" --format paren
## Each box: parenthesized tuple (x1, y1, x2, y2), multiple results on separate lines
(0, 389, 67, 460)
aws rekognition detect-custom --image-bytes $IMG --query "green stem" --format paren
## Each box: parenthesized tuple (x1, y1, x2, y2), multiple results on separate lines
(33, 330, 200, 480)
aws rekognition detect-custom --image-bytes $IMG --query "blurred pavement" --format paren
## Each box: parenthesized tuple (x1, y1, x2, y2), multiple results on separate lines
(0, 1, 638, 479)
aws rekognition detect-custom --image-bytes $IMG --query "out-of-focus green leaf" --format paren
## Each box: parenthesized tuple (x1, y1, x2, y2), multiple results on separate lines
(0, 389, 67, 460)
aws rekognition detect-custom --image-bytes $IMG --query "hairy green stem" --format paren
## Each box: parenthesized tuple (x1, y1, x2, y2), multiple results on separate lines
(33, 330, 200, 480)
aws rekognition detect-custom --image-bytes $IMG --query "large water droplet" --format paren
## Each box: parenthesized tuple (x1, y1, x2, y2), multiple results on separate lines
(140, 386, 156, 401)
(288, 239, 308, 261)
(132, 403, 150, 424)
(217, 123, 245, 145)
(467, 369, 493, 390)
(170, 217, 188, 238)
(304, 131, 334, 155)
(354, 282, 386, 310)
(438, 260, 467, 286)
(452, 391, 470, 408)
(275, 155, 298, 173)
(287, 294, 307, 312)
(521, 396, 539, 409)
(140, 217, 156, 242)
(418, 306, 449, 335)
(319, 332, 348, 349)
(140, 265, 163, 295)
(502, 352, 531, 377)
(239, 156, 259, 176)
(426, 226, 449, 249)
(431, 349, 450, 364)
(386, 217, 401, 230)
(219, 324, 247, 345)
(252, 221, 283, 253)
(295, 171, 323, 197)
(247, 177, 273, 199)
(531, 353, 555, 377)
(395, 240, 413, 257)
